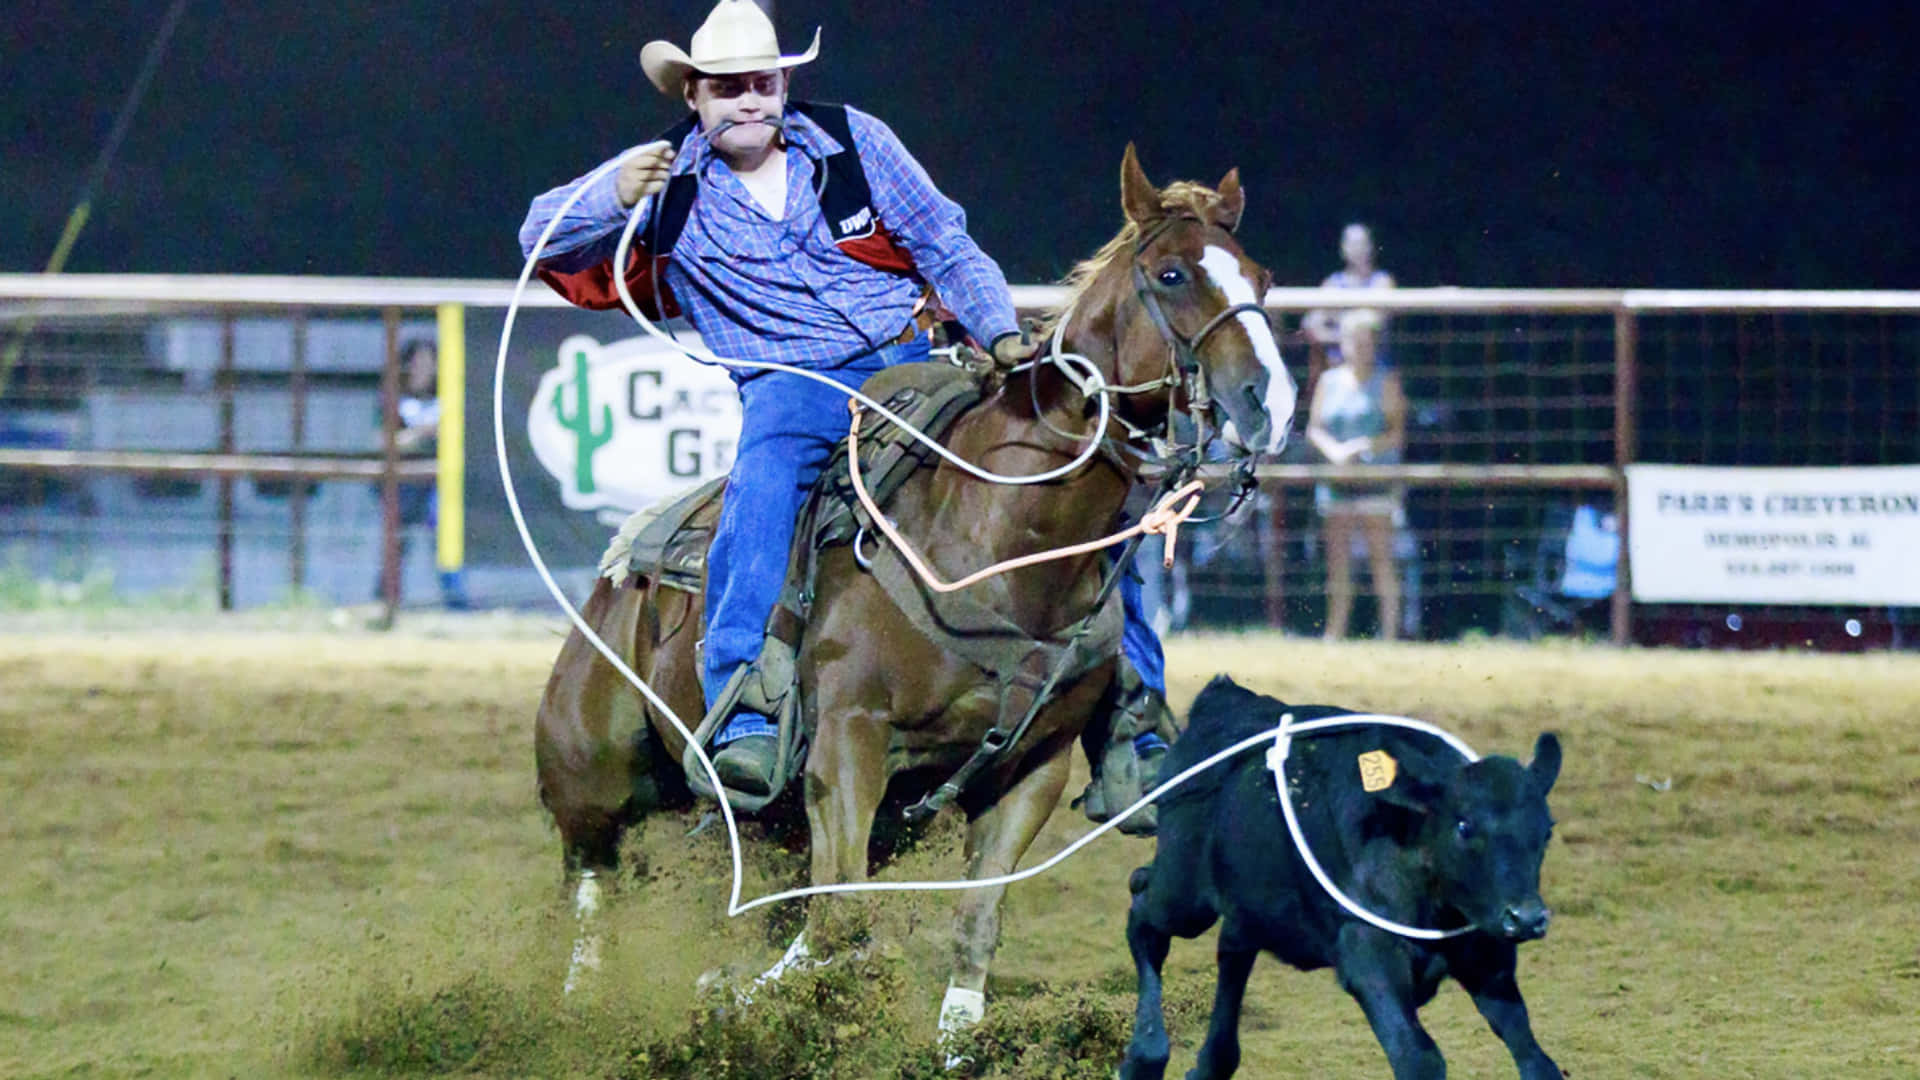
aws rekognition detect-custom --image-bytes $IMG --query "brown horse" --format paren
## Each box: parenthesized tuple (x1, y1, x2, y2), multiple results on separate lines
(535, 144, 1296, 1031)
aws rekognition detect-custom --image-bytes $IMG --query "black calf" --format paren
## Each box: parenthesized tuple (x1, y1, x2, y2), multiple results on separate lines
(1120, 676, 1563, 1080)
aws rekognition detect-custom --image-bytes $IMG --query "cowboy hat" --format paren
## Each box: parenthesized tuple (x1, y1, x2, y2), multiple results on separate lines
(640, 0, 821, 96)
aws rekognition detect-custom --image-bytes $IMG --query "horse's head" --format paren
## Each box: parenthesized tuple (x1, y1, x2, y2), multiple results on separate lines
(1105, 144, 1297, 455)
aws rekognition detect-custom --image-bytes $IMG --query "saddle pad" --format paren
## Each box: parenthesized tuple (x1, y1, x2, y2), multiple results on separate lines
(600, 476, 727, 594)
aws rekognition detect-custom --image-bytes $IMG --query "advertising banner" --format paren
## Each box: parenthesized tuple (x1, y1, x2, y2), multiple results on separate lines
(464, 307, 741, 570)
(1625, 464, 1920, 605)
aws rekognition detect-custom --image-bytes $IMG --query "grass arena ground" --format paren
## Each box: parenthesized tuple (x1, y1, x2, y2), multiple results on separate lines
(2, 614, 1917, 1078)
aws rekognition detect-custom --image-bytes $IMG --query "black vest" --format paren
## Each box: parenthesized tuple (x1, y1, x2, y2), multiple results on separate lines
(649, 101, 882, 254)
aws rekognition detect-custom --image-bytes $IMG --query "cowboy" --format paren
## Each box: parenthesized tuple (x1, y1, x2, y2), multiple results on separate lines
(519, 0, 1172, 818)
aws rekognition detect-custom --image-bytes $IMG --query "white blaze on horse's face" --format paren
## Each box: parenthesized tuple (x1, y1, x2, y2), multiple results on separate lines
(1199, 245, 1297, 452)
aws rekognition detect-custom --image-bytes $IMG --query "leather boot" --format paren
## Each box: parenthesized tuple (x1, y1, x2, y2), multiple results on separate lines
(1078, 679, 1175, 836)
(712, 713, 779, 797)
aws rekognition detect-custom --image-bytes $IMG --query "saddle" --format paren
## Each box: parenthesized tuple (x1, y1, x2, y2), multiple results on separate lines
(602, 359, 986, 599)
(601, 359, 1120, 812)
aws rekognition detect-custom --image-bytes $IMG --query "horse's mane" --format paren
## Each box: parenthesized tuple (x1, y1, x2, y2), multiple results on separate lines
(1038, 180, 1232, 334)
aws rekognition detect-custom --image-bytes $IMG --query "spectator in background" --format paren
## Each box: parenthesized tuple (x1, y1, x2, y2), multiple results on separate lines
(1301, 223, 1395, 363)
(376, 339, 471, 610)
(1307, 310, 1407, 640)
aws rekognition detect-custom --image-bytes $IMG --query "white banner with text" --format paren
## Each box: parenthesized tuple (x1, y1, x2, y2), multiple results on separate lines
(1625, 465, 1920, 605)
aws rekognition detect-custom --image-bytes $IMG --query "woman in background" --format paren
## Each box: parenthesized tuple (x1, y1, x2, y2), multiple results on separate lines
(1307, 309, 1407, 640)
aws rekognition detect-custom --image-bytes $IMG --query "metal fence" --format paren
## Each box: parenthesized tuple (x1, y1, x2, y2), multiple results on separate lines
(2, 276, 1916, 645)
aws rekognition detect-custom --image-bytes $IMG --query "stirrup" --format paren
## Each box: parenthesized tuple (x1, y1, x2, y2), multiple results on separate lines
(684, 660, 800, 813)
(1081, 739, 1159, 836)
(1078, 677, 1173, 835)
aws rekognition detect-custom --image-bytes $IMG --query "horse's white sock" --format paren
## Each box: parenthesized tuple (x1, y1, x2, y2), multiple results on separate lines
(564, 870, 605, 995)
(938, 985, 986, 1034)
(573, 869, 604, 917)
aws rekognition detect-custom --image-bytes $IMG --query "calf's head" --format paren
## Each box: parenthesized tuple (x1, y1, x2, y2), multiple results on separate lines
(1377, 732, 1562, 941)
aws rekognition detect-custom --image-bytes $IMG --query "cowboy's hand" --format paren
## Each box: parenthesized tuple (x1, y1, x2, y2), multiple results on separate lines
(615, 141, 676, 208)
(989, 330, 1031, 369)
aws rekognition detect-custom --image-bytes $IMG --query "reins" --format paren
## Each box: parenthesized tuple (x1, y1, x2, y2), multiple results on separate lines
(841, 210, 1285, 601)
(894, 464, 1199, 823)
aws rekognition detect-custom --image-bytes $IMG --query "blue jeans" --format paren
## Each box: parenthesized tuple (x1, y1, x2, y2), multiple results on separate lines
(702, 338, 930, 708)
(1120, 567, 1167, 695)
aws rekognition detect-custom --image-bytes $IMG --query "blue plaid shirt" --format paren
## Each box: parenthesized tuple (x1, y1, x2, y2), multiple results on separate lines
(520, 106, 1018, 369)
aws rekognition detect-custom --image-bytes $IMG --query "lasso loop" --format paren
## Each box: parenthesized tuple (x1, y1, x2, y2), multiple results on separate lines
(498, 142, 1244, 915)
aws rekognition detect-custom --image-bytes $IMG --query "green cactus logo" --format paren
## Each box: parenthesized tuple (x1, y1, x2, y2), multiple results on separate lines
(552, 349, 612, 495)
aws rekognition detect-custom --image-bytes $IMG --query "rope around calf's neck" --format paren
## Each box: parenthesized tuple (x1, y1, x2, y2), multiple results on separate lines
(844, 401, 1205, 592)
(1268, 712, 1480, 940)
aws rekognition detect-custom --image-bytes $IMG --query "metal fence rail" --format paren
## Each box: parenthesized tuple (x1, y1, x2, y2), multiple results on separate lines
(3, 275, 1916, 645)
(1, 294, 437, 616)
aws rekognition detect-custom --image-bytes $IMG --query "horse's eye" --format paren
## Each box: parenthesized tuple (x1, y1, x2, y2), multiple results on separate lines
(1157, 268, 1187, 287)
(1455, 819, 1475, 840)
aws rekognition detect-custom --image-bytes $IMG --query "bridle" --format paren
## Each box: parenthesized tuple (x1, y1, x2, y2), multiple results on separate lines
(1027, 213, 1273, 515)
(1125, 214, 1275, 430)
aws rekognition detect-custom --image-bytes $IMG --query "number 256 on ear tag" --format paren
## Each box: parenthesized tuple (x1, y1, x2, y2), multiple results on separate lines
(1357, 750, 1398, 792)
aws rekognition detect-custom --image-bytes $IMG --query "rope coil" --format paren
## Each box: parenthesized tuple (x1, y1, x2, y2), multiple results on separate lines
(499, 141, 1267, 915)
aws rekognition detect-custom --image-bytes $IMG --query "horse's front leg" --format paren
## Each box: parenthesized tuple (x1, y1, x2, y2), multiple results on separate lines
(800, 697, 894, 949)
(944, 739, 1074, 1038)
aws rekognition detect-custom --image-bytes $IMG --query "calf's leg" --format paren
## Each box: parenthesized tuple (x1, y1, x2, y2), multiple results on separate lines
(1337, 930, 1446, 1080)
(1118, 893, 1177, 1080)
(1187, 938, 1257, 1080)
(1454, 944, 1562, 1080)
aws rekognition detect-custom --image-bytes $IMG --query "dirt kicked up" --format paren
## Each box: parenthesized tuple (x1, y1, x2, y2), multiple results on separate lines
(2, 618, 1917, 1078)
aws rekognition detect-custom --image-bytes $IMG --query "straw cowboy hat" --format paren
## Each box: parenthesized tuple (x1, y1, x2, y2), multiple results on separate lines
(640, 0, 821, 96)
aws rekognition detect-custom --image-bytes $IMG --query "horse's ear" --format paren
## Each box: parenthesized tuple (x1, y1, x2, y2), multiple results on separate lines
(1214, 167, 1245, 232)
(1120, 142, 1160, 225)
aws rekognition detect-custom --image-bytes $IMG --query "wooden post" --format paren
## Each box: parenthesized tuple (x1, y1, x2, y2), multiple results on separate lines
(217, 312, 236, 611)
(379, 308, 402, 625)
(434, 304, 466, 584)
(1611, 308, 1636, 646)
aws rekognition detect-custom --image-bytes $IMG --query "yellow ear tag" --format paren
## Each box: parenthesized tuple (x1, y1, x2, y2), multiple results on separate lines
(1357, 750, 1399, 793)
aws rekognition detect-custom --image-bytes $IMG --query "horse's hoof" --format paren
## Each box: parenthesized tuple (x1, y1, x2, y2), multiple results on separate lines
(695, 962, 755, 1008)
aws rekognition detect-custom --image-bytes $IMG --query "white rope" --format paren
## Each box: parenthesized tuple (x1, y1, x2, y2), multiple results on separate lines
(504, 149, 762, 914)
(498, 141, 1242, 915)
(1266, 712, 1480, 940)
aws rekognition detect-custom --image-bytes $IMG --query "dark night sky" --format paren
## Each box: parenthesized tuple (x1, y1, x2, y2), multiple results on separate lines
(4, 2, 1914, 289)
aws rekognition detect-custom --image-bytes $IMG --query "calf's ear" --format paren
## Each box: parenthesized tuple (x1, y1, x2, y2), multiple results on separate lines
(1529, 733, 1562, 794)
